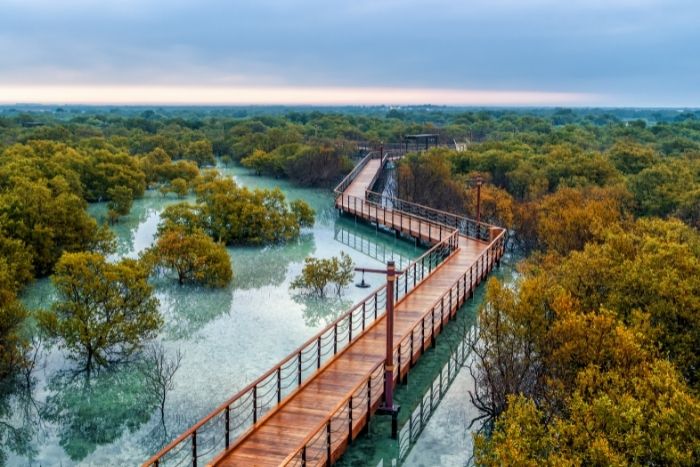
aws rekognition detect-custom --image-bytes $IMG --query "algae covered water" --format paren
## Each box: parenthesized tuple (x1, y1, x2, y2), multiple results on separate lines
(7, 165, 425, 466)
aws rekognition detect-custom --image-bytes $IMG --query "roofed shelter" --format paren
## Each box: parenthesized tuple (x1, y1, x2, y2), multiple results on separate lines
(403, 133, 439, 151)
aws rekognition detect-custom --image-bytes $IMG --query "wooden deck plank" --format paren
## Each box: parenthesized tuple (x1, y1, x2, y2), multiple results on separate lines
(212, 159, 500, 467)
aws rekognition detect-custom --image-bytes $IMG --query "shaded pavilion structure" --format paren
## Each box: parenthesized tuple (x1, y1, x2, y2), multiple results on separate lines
(402, 133, 440, 151)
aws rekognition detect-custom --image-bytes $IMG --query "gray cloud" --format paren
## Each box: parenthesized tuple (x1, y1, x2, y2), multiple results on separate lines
(0, 0, 698, 105)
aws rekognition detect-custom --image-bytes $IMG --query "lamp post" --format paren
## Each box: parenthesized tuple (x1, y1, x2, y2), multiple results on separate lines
(473, 176, 484, 226)
(355, 260, 401, 438)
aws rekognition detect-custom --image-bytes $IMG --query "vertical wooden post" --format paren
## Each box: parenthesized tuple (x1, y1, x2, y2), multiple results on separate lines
(191, 432, 197, 467)
(277, 368, 282, 403)
(298, 353, 302, 385)
(326, 421, 332, 466)
(348, 397, 353, 444)
(253, 386, 257, 423)
(476, 179, 482, 226)
(383, 261, 396, 411)
(225, 406, 230, 449)
(362, 302, 366, 331)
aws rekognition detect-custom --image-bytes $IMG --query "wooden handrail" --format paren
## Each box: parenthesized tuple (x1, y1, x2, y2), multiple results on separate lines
(144, 145, 505, 467)
(279, 361, 386, 465)
(280, 225, 507, 466)
(144, 160, 462, 467)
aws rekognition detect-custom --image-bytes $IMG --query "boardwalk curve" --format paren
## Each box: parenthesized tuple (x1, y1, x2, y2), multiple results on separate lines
(144, 150, 506, 467)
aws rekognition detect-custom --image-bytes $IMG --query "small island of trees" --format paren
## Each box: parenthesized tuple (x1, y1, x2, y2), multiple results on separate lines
(0, 106, 699, 464)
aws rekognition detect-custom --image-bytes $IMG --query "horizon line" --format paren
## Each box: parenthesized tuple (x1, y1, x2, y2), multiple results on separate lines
(0, 84, 598, 107)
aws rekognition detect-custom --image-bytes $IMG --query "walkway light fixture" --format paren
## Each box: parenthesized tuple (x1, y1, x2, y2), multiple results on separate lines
(355, 260, 401, 438)
(471, 175, 484, 226)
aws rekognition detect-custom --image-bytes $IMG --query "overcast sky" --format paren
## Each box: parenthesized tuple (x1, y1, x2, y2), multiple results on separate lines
(0, 0, 697, 106)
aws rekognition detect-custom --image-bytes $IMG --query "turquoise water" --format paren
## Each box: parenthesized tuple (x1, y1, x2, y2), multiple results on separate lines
(336, 256, 519, 467)
(7, 166, 426, 466)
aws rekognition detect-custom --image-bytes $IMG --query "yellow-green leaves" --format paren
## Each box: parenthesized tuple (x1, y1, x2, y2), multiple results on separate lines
(290, 252, 354, 298)
(39, 252, 161, 374)
(145, 227, 232, 288)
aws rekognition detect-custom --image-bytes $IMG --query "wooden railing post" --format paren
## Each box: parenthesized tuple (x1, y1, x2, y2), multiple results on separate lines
(440, 297, 444, 332)
(253, 386, 258, 423)
(191, 432, 197, 467)
(348, 397, 353, 444)
(397, 343, 402, 381)
(463, 274, 467, 302)
(326, 421, 332, 466)
(367, 377, 372, 425)
(334, 324, 338, 354)
(298, 353, 302, 385)
(470, 266, 474, 298)
(449, 288, 453, 318)
(225, 405, 230, 449)
(317, 337, 322, 369)
(362, 302, 366, 331)
(277, 367, 282, 403)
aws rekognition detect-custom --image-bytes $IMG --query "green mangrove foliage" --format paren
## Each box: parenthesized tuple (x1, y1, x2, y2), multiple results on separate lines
(241, 143, 354, 186)
(470, 218, 700, 465)
(144, 226, 233, 287)
(290, 252, 354, 298)
(38, 252, 162, 375)
(159, 172, 315, 245)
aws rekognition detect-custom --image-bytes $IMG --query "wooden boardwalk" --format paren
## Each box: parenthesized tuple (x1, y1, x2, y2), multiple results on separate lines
(144, 152, 506, 467)
(211, 157, 503, 466)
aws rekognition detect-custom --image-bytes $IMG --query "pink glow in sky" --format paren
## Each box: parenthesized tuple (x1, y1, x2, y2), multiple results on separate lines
(0, 85, 594, 106)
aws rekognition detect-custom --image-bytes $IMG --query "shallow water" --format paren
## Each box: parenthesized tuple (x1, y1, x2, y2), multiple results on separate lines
(7, 165, 425, 466)
(335, 256, 519, 467)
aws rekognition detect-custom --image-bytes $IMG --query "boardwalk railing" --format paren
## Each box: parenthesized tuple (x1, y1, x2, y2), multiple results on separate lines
(281, 228, 506, 466)
(398, 324, 478, 461)
(334, 223, 413, 271)
(334, 151, 381, 196)
(337, 148, 500, 244)
(145, 145, 505, 467)
(144, 201, 460, 467)
(365, 190, 494, 242)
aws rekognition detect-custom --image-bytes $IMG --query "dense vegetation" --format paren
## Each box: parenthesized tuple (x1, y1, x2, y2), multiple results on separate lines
(158, 172, 315, 245)
(38, 252, 162, 376)
(0, 105, 699, 464)
(471, 220, 700, 465)
(386, 110, 700, 464)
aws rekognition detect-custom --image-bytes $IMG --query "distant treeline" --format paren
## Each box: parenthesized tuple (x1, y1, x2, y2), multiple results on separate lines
(1, 108, 700, 463)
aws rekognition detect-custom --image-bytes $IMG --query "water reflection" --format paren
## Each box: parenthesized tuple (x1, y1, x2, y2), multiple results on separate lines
(294, 295, 354, 327)
(0, 377, 40, 464)
(15, 165, 427, 466)
(155, 280, 235, 340)
(40, 367, 155, 462)
(88, 192, 195, 259)
(233, 234, 315, 290)
(334, 220, 414, 271)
